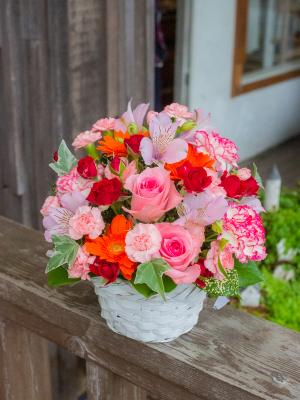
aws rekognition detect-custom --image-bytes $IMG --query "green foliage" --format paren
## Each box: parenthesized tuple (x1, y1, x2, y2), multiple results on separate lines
(235, 260, 264, 288)
(205, 270, 240, 297)
(261, 269, 300, 332)
(261, 186, 300, 277)
(48, 266, 80, 287)
(49, 140, 77, 176)
(46, 235, 79, 273)
(134, 258, 170, 299)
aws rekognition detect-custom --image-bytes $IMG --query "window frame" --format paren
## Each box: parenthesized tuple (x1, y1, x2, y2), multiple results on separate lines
(232, 0, 300, 97)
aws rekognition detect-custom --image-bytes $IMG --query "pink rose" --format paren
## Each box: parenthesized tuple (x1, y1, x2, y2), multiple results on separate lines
(68, 247, 95, 281)
(56, 168, 92, 197)
(124, 167, 182, 223)
(236, 168, 252, 181)
(204, 241, 234, 281)
(72, 130, 102, 149)
(125, 224, 162, 263)
(92, 117, 116, 132)
(40, 195, 60, 216)
(69, 205, 105, 240)
(156, 223, 201, 284)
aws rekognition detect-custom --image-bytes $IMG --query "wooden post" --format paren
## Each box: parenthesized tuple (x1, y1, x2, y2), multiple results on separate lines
(86, 361, 149, 400)
(0, 319, 53, 400)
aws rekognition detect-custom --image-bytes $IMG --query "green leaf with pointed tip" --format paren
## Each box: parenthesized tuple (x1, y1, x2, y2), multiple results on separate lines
(46, 235, 79, 273)
(131, 282, 156, 298)
(235, 260, 264, 288)
(48, 266, 80, 287)
(253, 163, 264, 189)
(49, 140, 77, 176)
(163, 275, 177, 293)
(134, 258, 170, 299)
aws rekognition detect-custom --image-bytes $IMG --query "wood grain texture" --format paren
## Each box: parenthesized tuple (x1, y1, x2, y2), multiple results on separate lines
(0, 318, 53, 400)
(0, 216, 299, 400)
(87, 361, 149, 400)
(0, 0, 155, 228)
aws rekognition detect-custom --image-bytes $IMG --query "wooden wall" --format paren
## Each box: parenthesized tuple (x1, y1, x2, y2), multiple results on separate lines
(0, 0, 155, 228)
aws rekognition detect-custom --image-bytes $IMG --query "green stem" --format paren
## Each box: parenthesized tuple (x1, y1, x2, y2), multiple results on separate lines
(85, 143, 99, 160)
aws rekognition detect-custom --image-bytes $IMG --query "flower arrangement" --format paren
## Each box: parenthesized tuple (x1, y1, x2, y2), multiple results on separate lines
(41, 101, 267, 301)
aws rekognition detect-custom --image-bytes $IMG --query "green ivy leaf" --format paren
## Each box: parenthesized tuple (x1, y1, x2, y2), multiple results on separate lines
(253, 163, 264, 189)
(235, 260, 264, 287)
(130, 282, 156, 298)
(49, 140, 77, 176)
(134, 258, 170, 299)
(46, 235, 79, 273)
(163, 275, 177, 293)
(48, 266, 80, 287)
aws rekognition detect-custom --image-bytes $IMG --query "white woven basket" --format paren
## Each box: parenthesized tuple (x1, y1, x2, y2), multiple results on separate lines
(91, 278, 206, 343)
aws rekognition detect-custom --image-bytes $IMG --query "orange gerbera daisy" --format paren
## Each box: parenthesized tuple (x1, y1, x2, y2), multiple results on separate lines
(97, 131, 130, 157)
(97, 130, 150, 157)
(85, 215, 136, 280)
(165, 144, 215, 180)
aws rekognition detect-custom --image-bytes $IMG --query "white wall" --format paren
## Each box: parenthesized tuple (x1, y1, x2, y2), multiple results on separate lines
(186, 0, 300, 160)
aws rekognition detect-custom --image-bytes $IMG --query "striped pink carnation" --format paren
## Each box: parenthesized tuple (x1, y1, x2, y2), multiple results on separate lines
(221, 204, 266, 263)
(194, 130, 239, 171)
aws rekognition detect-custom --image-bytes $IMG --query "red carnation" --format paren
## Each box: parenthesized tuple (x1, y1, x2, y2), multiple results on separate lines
(87, 178, 121, 205)
(240, 177, 259, 197)
(124, 134, 144, 154)
(176, 161, 212, 192)
(221, 173, 243, 198)
(221, 172, 259, 198)
(90, 257, 119, 284)
(77, 156, 97, 179)
(195, 259, 213, 289)
(53, 150, 58, 162)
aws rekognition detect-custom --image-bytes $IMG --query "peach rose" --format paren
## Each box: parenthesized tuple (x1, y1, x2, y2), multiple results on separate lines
(124, 167, 182, 223)
(156, 223, 201, 284)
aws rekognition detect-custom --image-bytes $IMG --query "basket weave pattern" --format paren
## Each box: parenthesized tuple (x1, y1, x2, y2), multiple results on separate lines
(92, 278, 206, 342)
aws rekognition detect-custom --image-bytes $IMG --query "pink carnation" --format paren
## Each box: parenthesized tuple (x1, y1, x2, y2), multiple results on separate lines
(194, 130, 239, 171)
(92, 117, 116, 132)
(125, 224, 162, 263)
(56, 168, 92, 196)
(163, 103, 193, 122)
(221, 204, 266, 263)
(68, 247, 95, 281)
(204, 241, 234, 281)
(156, 223, 201, 284)
(40, 195, 60, 216)
(72, 130, 102, 149)
(69, 205, 105, 240)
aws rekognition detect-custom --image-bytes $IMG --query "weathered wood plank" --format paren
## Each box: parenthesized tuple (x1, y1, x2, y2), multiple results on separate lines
(67, 0, 107, 135)
(0, 318, 53, 400)
(0, 216, 299, 400)
(86, 361, 149, 400)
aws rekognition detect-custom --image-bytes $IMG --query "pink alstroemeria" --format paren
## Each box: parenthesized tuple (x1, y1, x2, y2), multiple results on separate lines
(140, 112, 188, 165)
(114, 100, 149, 133)
(42, 191, 88, 242)
(180, 191, 228, 226)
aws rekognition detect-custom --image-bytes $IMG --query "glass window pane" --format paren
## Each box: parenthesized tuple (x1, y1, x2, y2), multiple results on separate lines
(243, 0, 300, 81)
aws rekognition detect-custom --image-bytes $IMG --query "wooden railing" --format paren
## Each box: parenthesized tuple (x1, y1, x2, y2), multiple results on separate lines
(0, 215, 299, 400)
